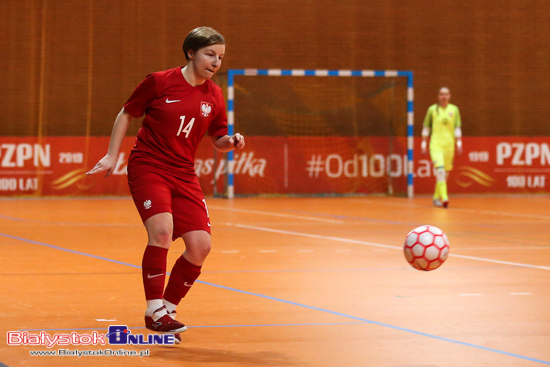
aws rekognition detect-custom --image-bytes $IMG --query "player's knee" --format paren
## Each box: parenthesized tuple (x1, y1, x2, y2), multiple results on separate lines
(200, 243, 212, 260)
(182, 231, 212, 264)
(148, 226, 172, 248)
(187, 238, 211, 262)
(195, 240, 211, 260)
(435, 167, 446, 182)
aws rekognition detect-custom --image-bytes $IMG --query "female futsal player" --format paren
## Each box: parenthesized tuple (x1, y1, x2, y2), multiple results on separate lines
(421, 87, 462, 208)
(87, 27, 245, 341)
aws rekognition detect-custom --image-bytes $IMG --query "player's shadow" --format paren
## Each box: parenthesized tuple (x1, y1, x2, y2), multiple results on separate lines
(155, 347, 295, 366)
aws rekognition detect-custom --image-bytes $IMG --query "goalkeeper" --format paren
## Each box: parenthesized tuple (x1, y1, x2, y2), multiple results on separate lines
(421, 87, 462, 208)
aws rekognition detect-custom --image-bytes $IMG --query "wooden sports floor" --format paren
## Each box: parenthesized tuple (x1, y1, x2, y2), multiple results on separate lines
(0, 195, 549, 366)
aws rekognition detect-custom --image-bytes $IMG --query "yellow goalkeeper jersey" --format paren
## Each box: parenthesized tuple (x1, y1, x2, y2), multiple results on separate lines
(423, 103, 462, 148)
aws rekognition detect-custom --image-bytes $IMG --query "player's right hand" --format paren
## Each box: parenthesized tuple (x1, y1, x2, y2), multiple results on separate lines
(86, 154, 117, 178)
(230, 133, 245, 149)
(421, 140, 428, 155)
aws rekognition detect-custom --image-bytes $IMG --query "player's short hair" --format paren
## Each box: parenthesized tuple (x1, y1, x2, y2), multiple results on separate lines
(182, 27, 225, 61)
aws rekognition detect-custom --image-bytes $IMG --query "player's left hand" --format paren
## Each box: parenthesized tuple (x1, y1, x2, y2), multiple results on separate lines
(456, 139, 463, 155)
(229, 133, 245, 149)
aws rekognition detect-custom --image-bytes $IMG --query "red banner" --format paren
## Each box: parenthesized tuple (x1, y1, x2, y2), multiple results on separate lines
(0, 136, 548, 196)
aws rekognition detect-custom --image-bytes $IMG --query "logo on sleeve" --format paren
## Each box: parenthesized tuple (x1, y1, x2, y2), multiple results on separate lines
(200, 102, 213, 117)
(143, 200, 152, 210)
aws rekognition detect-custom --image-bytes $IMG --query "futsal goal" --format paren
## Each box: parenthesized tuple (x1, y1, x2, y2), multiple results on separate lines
(219, 69, 414, 198)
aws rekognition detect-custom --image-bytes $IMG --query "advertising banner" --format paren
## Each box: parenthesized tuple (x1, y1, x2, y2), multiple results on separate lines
(0, 136, 548, 196)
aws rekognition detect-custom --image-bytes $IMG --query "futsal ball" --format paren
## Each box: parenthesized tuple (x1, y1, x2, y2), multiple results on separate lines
(404, 225, 450, 271)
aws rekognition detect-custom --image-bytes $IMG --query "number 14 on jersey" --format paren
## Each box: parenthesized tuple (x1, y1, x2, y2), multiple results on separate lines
(177, 116, 195, 138)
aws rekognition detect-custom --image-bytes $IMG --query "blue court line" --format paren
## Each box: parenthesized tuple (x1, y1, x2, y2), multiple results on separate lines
(19, 322, 366, 332)
(0, 214, 28, 222)
(199, 280, 550, 365)
(2, 231, 549, 365)
(202, 266, 511, 274)
(0, 233, 141, 270)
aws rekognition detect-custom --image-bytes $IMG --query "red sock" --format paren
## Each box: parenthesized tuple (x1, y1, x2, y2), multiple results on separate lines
(163, 256, 202, 305)
(141, 246, 168, 300)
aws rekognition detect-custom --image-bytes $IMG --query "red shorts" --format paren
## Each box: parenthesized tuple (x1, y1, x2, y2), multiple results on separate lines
(127, 163, 211, 240)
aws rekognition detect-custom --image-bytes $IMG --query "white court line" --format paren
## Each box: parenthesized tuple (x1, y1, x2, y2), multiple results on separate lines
(222, 250, 240, 253)
(510, 292, 531, 295)
(235, 224, 398, 250)
(349, 199, 550, 220)
(460, 293, 483, 296)
(234, 224, 550, 271)
(260, 250, 277, 253)
(430, 207, 550, 220)
(447, 254, 550, 270)
(458, 246, 550, 250)
(209, 206, 343, 224)
(95, 319, 117, 322)
(0, 215, 140, 227)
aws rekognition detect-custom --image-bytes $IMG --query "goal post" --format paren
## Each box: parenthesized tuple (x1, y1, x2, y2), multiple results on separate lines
(225, 69, 414, 198)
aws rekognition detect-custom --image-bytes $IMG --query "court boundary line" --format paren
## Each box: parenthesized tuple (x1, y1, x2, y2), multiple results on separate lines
(0, 233, 141, 270)
(200, 280, 550, 365)
(208, 206, 343, 223)
(349, 198, 550, 220)
(1, 231, 549, 365)
(234, 224, 550, 271)
(19, 322, 367, 332)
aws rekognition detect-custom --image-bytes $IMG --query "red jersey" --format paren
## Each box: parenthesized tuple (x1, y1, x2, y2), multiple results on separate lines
(124, 67, 228, 178)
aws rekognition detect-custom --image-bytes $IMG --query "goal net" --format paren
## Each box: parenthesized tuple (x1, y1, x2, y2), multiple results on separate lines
(219, 69, 414, 198)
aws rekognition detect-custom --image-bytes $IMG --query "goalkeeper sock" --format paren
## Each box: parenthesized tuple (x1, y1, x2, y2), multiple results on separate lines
(433, 182, 440, 200)
(437, 181, 449, 202)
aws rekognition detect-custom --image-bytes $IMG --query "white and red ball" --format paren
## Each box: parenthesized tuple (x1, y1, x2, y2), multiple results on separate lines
(404, 225, 450, 271)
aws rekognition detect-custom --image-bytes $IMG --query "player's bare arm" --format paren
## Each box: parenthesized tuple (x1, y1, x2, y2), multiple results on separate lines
(86, 108, 134, 177)
(421, 126, 430, 155)
(210, 133, 245, 152)
(455, 127, 463, 155)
